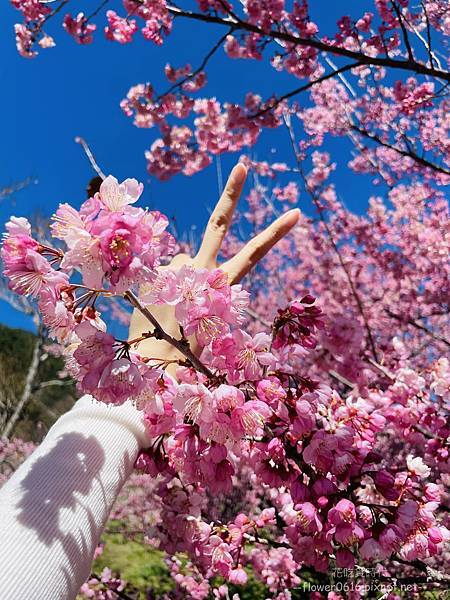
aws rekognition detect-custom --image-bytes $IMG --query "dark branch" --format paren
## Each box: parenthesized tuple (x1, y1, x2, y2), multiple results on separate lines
(166, 5, 450, 82)
(123, 290, 215, 379)
(283, 115, 380, 363)
(391, 556, 450, 584)
(249, 62, 360, 119)
(29, 0, 68, 43)
(159, 29, 233, 99)
(392, 1, 414, 62)
(85, 0, 110, 23)
(350, 125, 450, 176)
(387, 310, 450, 348)
(421, 1, 437, 68)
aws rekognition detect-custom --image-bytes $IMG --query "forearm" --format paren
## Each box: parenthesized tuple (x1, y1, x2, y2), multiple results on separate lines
(0, 395, 151, 600)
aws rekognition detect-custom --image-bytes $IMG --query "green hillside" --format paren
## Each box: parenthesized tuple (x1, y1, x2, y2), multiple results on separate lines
(0, 323, 76, 441)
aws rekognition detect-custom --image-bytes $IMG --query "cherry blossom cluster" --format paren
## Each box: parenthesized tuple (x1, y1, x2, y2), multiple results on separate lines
(136, 378, 448, 593)
(2, 175, 173, 405)
(79, 566, 127, 599)
(239, 159, 450, 386)
(12, 0, 448, 57)
(203, 158, 449, 594)
(150, 171, 450, 595)
(0, 437, 35, 485)
(116, 0, 449, 183)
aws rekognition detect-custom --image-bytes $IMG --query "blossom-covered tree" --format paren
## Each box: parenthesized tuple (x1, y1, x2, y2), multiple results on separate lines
(10, 0, 449, 181)
(3, 1, 450, 598)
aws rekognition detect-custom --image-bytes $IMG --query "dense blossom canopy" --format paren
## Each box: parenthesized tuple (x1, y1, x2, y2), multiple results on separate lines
(2, 169, 449, 597)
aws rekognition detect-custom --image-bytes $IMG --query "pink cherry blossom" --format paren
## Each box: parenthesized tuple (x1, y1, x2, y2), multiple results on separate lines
(96, 175, 143, 211)
(63, 13, 96, 44)
(105, 11, 138, 44)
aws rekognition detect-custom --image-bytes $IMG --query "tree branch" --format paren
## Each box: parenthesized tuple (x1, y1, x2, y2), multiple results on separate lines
(159, 29, 233, 98)
(123, 290, 215, 379)
(75, 137, 106, 179)
(387, 310, 450, 348)
(249, 62, 361, 119)
(34, 379, 73, 391)
(1, 325, 44, 440)
(391, 1, 414, 62)
(350, 125, 450, 176)
(0, 177, 37, 200)
(31, 396, 60, 420)
(166, 5, 450, 82)
(328, 369, 355, 389)
(283, 115, 380, 363)
(85, 0, 110, 23)
(391, 556, 450, 584)
(33, 0, 68, 41)
(420, 1, 438, 69)
(245, 307, 271, 328)
(367, 357, 395, 380)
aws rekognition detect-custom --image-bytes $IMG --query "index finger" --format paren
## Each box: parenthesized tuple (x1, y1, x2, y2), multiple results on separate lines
(196, 163, 247, 266)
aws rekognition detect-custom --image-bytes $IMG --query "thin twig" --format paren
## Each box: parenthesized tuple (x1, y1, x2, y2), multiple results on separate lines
(323, 54, 357, 97)
(391, 557, 450, 584)
(283, 114, 380, 363)
(35, 379, 73, 390)
(31, 396, 59, 420)
(367, 357, 395, 381)
(328, 369, 355, 389)
(245, 307, 272, 328)
(159, 29, 232, 99)
(75, 137, 106, 180)
(321, 56, 394, 186)
(387, 310, 450, 348)
(0, 177, 37, 200)
(123, 290, 215, 379)
(350, 125, 450, 177)
(391, 1, 414, 62)
(249, 62, 360, 119)
(420, 1, 438, 68)
(31, 0, 68, 42)
(85, 0, 110, 23)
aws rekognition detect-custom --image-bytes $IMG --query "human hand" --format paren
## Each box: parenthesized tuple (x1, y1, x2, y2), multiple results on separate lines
(128, 163, 300, 365)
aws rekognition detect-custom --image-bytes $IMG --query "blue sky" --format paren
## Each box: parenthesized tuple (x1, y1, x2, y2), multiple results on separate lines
(1, 1, 378, 331)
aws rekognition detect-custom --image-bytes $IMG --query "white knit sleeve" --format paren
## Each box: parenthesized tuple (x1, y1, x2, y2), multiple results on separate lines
(0, 395, 152, 600)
